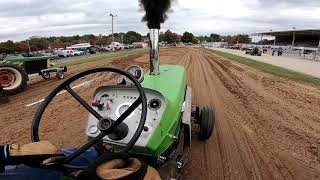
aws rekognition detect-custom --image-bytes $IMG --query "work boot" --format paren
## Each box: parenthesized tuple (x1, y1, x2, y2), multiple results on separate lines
(0, 86, 9, 104)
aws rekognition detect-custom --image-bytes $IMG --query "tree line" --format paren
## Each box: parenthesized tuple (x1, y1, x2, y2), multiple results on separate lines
(0, 31, 143, 54)
(197, 34, 251, 44)
(0, 30, 251, 54)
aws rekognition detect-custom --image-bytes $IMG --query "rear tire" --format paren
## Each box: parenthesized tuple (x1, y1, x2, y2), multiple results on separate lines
(0, 62, 28, 95)
(199, 106, 215, 140)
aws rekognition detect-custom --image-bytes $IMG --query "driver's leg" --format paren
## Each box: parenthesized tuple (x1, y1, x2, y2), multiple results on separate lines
(1, 165, 62, 180)
(60, 147, 98, 166)
(0, 147, 98, 180)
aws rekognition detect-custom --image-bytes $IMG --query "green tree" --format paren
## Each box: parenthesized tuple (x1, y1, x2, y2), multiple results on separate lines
(96, 36, 110, 46)
(159, 32, 165, 42)
(29, 38, 50, 51)
(196, 36, 206, 43)
(209, 33, 221, 42)
(63, 42, 72, 48)
(0, 40, 15, 53)
(164, 30, 173, 43)
(123, 31, 142, 44)
(181, 32, 194, 43)
(160, 30, 180, 44)
(236, 34, 251, 43)
(81, 34, 96, 43)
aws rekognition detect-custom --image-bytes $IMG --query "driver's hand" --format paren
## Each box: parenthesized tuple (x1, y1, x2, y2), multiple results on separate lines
(77, 153, 160, 180)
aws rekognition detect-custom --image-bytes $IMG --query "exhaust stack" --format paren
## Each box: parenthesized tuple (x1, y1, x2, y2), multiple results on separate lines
(149, 29, 160, 75)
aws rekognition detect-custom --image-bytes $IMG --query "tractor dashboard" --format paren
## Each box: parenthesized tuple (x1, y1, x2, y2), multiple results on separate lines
(86, 86, 166, 148)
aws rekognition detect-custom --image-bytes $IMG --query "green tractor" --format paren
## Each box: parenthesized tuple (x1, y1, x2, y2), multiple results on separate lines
(31, 29, 215, 179)
(30, 29, 214, 179)
(0, 56, 67, 95)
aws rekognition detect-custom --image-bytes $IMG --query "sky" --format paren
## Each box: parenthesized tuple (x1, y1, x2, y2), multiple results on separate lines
(0, 0, 320, 42)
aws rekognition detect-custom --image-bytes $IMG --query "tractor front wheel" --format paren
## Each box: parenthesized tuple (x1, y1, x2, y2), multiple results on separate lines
(0, 62, 28, 95)
(199, 106, 215, 140)
(41, 71, 50, 79)
(56, 71, 64, 80)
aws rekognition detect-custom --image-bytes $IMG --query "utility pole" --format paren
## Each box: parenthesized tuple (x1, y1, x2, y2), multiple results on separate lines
(109, 13, 117, 51)
(121, 35, 124, 45)
(27, 40, 31, 54)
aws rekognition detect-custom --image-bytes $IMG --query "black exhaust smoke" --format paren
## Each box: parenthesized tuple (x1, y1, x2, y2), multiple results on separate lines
(139, 0, 172, 29)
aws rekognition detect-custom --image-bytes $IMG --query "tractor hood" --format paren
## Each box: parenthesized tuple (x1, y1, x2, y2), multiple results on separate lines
(142, 64, 187, 156)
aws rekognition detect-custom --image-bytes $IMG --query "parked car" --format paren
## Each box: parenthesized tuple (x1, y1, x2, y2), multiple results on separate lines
(245, 48, 253, 54)
(101, 46, 113, 52)
(124, 44, 133, 49)
(246, 47, 262, 56)
(242, 47, 252, 51)
(42, 52, 59, 59)
(70, 50, 84, 56)
(229, 45, 241, 50)
(88, 47, 98, 54)
(57, 50, 73, 58)
(113, 43, 124, 51)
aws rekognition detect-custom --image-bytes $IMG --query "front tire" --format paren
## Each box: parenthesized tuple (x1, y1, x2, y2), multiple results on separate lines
(0, 62, 28, 95)
(56, 71, 64, 80)
(199, 106, 215, 140)
(41, 71, 50, 79)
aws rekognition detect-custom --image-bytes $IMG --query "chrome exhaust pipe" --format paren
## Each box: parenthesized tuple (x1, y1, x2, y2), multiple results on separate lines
(149, 29, 160, 75)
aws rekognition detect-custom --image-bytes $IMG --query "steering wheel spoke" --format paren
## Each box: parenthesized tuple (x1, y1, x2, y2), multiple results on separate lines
(64, 85, 103, 121)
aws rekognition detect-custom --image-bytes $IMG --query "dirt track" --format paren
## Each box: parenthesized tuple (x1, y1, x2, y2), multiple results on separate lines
(0, 47, 320, 179)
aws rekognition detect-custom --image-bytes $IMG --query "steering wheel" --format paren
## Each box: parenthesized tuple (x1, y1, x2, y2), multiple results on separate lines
(31, 67, 147, 170)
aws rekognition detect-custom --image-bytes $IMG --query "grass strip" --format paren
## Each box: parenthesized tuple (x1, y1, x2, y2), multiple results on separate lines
(57, 49, 147, 67)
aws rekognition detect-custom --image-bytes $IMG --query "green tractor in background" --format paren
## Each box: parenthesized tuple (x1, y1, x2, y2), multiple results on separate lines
(0, 56, 67, 95)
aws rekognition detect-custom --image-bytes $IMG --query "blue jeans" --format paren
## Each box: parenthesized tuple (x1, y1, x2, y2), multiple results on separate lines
(0, 148, 98, 180)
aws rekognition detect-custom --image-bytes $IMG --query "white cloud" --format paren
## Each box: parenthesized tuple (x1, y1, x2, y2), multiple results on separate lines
(0, 0, 319, 41)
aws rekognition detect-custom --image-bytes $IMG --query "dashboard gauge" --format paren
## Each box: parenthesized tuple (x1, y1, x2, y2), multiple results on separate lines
(115, 102, 135, 118)
(148, 99, 161, 110)
(88, 125, 98, 134)
(115, 76, 126, 85)
(125, 65, 144, 83)
(119, 105, 130, 115)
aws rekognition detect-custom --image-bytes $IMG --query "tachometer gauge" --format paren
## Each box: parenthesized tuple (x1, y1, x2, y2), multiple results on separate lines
(119, 105, 130, 115)
(125, 65, 144, 83)
(115, 76, 126, 85)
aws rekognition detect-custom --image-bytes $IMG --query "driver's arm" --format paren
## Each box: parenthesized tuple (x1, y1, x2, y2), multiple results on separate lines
(0, 141, 63, 171)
